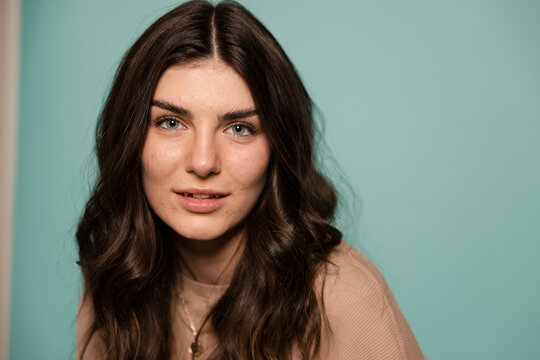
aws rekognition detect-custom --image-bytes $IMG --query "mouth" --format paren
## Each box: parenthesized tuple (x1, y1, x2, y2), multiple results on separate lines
(175, 189, 228, 213)
(179, 193, 226, 200)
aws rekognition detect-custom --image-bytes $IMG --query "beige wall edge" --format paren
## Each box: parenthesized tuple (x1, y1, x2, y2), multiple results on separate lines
(0, 0, 21, 359)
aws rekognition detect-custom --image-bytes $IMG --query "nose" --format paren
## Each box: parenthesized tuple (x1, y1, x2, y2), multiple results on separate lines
(184, 132, 221, 177)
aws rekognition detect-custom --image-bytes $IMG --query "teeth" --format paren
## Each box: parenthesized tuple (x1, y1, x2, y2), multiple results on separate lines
(184, 193, 221, 199)
(193, 194, 211, 199)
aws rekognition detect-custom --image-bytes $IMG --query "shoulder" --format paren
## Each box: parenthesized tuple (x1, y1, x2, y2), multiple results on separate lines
(324, 241, 390, 300)
(323, 241, 396, 311)
(317, 241, 424, 360)
(76, 290, 107, 360)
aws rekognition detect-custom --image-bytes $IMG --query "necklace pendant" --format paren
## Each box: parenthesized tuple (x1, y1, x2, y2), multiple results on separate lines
(189, 339, 202, 357)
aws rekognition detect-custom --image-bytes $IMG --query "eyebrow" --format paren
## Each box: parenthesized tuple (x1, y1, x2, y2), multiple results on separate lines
(151, 99, 257, 122)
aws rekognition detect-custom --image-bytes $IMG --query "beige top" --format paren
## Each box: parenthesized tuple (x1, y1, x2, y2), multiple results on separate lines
(76, 242, 424, 359)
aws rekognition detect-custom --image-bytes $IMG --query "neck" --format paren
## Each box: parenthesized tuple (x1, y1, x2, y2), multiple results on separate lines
(174, 226, 245, 285)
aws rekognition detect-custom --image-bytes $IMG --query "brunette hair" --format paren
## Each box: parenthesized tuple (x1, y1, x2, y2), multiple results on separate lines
(76, 1, 341, 359)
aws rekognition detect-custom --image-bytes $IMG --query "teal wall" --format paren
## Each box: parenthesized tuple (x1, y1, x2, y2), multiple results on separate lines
(11, 0, 540, 359)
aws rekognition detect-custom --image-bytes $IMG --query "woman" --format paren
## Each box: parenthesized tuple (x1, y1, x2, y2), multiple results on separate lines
(76, 1, 424, 359)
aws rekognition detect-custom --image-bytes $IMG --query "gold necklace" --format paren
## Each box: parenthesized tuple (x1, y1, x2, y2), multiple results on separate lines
(179, 293, 203, 357)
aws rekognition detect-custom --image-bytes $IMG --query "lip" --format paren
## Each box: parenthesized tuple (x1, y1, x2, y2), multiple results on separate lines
(174, 188, 228, 213)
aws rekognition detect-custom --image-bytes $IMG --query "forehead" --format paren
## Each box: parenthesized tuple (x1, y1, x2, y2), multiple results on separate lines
(153, 60, 255, 111)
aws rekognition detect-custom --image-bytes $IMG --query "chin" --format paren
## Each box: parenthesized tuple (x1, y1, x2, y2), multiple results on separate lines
(170, 223, 233, 242)
(179, 231, 223, 242)
(166, 215, 247, 243)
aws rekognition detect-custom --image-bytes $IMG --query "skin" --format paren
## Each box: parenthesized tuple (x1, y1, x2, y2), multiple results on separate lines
(141, 59, 271, 284)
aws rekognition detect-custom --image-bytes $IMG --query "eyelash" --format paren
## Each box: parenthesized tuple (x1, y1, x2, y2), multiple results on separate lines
(155, 116, 184, 130)
(153, 117, 258, 137)
(226, 122, 258, 137)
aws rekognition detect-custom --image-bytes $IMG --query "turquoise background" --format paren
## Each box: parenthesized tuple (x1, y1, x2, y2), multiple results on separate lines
(10, 0, 540, 359)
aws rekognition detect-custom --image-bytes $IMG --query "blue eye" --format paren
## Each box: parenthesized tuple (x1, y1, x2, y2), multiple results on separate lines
(227, 123, 255, 137)
(158, 118, 181, 130)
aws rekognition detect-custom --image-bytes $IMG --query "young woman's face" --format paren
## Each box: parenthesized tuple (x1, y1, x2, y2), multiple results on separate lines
(142, 60, 271, 241)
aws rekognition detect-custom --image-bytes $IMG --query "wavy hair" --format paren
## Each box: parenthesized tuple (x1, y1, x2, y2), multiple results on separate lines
(76, 1, 342, 359)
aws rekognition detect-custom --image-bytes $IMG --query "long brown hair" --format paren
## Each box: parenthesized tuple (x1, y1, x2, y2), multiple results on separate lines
(77, 1, 341, 359)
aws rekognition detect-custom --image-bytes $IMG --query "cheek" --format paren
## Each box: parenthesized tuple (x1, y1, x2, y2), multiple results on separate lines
(141, 136, 183, 184)
(228, 144, 271, 191)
